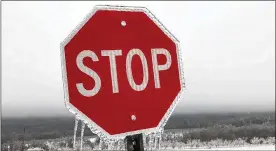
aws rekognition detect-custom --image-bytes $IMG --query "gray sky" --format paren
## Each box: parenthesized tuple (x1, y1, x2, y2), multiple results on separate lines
(2, 1, 275, 117)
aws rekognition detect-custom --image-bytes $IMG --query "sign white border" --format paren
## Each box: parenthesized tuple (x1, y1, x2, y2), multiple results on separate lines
(60, 5, 185, 141)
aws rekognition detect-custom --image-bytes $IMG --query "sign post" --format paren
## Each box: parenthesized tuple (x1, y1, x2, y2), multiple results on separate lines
(61, 5, 184, 150)
(125, 134, 144, 151)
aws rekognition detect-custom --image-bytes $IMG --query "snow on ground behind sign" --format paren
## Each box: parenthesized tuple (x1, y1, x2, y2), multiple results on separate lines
(221, 145, 275, 150)
(165, 145, 275, 150)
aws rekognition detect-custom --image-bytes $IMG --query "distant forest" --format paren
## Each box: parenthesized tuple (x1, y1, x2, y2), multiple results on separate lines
(165, 112, 275, 129)
(1, 112, 275, 144)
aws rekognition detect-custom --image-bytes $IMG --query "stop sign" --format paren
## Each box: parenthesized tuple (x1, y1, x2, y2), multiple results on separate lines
(61, 5, 185, 140)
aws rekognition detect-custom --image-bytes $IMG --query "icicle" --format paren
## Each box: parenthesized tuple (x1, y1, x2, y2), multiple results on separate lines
(107, 140, 115, 150)
(158, 130, 162, 150)
(117, 138, 124, 150)
(142, 133, 147, 151)
(157, 129, 163, 150)
(149, 133, 153, 150)
(124, 137, 128, 151)
(158, 137, 161, 150)
(98, 139, 103, 150)
(80, 121, 85, 151)
(107, 140, 111, 150)
(116, 139, 120, 150)
(73, 116, 79, 149)
(120, 139, 124, 150)
(112, 140, 116, 150)
(154, 133, 157, 150)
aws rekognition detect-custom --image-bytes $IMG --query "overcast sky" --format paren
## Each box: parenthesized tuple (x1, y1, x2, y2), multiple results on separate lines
(2, 1, 275, 117)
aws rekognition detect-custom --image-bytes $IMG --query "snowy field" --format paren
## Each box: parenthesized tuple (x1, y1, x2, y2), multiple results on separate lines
(25, 145, 275, 151)
(163, 145, 275, 150)
(19, 135, 275, 151)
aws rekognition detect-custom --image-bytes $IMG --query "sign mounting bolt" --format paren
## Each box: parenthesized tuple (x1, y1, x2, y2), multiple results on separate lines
(121, 21, 126, 26)
(131, 115, 136, 121)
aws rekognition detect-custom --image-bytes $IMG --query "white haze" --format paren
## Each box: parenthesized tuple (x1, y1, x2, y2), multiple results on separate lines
(2, 1, 275, 117)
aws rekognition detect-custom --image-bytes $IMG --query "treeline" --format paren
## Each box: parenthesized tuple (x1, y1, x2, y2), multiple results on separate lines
(163, 123, 275, 143)
(2, 124, 275, 151)
(165, 112, 275, 129)
(2, 112, 275, 143)
(1, 123, 275, 151)
(1, 117, 93, 144)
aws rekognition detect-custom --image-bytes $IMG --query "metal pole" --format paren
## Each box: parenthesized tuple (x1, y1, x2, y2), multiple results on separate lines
(126, 133, 144, 151)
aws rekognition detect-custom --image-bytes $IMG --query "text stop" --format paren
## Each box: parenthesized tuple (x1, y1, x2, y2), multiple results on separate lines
(76, 48, 172, 97)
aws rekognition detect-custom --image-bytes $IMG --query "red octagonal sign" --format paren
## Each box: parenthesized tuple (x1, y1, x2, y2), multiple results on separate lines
(61, 5, 185, 140)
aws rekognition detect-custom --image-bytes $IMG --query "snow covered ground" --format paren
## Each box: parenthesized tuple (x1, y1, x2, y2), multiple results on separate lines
(25, 145, 276, 150)
(164, 145, 275, 150)
(216, 145, 275, 150)
(26, 147, 45, 151)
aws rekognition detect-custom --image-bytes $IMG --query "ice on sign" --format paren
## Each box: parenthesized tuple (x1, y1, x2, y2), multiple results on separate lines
(61, 5, 184, 139)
